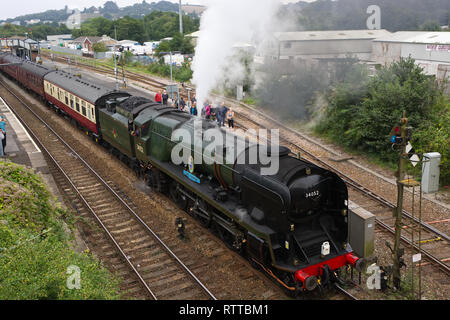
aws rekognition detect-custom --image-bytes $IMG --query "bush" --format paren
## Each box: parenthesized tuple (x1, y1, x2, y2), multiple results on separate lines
(146, 61, 192, 83)
(316, 58, 449, 185)
(0, 161, 121, 299)
(413, 96, 450, 185)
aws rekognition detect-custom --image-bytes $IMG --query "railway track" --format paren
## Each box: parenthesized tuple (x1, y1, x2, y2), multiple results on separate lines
(41, 52, 170, 93)
(0, 79, 217, 300)
(233, 111, 450, 277)
(38, 51, 449, 295)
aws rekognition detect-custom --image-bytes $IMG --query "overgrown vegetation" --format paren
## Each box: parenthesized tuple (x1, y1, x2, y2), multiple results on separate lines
(0, 22, 71, 40)
(315, 57, 449, 185)
(106, 53, 193, 83)
(146, 61, 193, 83)
(154, 33, 195, 55)
(296, 0, 450, 32)
(0, 161, 121, 299)
(72, 12, 199, 46)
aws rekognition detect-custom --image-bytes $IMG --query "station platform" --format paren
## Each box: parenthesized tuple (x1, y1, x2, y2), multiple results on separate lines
(0, 95, 59, 197)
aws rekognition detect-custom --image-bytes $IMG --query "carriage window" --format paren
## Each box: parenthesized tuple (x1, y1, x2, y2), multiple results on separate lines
(75, 97, 80, 112)
(65, 92, 69, 105)
(70, 95, 74, 109)
(81, 101, 86, 117)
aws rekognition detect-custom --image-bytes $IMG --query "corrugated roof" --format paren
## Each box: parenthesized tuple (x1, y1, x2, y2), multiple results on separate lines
(373, 31, 450, 44)
(274, 29, 392, 41)
(72, 36, 103, 43)
(44, 70, 114, 104)
(1, 54, 52, 78)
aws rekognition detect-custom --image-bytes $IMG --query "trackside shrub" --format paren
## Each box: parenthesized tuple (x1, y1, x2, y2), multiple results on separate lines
(316, 58, 449, 186)
(0, 161, 121, 299)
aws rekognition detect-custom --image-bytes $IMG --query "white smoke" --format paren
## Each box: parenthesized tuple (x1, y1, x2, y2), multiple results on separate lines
(191, 0, 282, 108)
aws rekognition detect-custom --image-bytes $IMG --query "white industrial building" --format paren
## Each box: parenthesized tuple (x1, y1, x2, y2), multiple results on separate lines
(46, 34, 73, 47)
(372, 32, 450, 86)
(262, 29, 392, 62)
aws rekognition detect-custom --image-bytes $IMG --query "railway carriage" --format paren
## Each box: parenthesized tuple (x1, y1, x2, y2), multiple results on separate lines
(0, 52, 364, 295)
(0, 52, 19, 80)
(0, 53, 52, 96)
(43, 70, 129, 137)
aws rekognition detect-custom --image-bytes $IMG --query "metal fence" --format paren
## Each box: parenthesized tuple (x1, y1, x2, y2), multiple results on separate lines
(130, 55, 156, 65)
(48, 46, 82, 56)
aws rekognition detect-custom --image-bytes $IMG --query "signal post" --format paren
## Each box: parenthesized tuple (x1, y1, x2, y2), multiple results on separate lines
(391, 111, 408, 290)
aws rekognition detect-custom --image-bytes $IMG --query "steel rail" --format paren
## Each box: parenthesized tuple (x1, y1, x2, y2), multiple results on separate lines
(0, 79, 217, 300)
(37, 52, 450, 275)
(234, 106, 450, 243)
(234, 114, 450, 276)
(334, 284, 358, 300)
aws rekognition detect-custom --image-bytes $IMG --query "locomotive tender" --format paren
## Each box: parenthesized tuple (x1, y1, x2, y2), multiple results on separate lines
(0, 52, 363, 294)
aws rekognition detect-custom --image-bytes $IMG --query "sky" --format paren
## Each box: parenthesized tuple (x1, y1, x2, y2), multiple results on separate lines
(0, 0, 315, 21)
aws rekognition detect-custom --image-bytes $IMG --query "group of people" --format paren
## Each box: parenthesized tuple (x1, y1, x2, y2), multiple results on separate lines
(0, 115, 6, 157)
(203, 101, 234, 129)
(153, 91, 235, 129)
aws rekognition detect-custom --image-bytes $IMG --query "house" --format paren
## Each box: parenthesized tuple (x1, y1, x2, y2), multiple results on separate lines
(72, 35, 117, 52)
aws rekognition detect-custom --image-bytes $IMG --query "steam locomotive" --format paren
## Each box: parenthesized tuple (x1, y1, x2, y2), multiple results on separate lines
(0, 52, 363, 294)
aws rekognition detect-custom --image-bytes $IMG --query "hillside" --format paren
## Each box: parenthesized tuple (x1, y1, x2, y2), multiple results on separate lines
(0, 1, 180, 25)
(297, 0, 450, 31)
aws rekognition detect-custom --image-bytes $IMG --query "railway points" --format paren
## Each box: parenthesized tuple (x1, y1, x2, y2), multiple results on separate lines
(0, 66, 290, 301)
(1, 48, 445, 302)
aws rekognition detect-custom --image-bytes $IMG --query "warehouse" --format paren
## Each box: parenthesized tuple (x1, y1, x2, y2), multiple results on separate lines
(262, 29, 391, 62)
(372, 31, 450, 87)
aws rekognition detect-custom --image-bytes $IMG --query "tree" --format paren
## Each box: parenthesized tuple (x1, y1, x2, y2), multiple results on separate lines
(117, 16, 145, 42)
(420, 20, 442, 31)
(168, 32, 194, 54)
(69, 11, 200, 43)
(92, 42, 108, 53)
(317, 57, 446, 174)
(154, 40, 171, 56)
(102, 1, 120, 14)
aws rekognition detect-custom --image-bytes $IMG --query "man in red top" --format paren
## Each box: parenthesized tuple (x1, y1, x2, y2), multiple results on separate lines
(155, 91, 162, 104)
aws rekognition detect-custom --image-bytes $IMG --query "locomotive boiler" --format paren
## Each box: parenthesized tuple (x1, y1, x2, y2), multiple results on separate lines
(0, 52, 363, 294)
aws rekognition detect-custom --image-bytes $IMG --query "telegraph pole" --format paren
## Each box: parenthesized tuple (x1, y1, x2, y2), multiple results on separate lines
(179, 0, 183, 34)
(392, 111, 408, 290)
(114, 24, 119, 91)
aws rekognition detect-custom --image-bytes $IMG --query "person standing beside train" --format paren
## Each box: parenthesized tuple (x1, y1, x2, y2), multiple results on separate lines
(226, 108, 235, 129)
(205, 103, 211, 120)
(220, 102, 228, 127)
(0, 116, 5, 157)
(0, 115, 6, 153)
(162, 90, 169, 105)
(0, 130, 4, 157)
(179, 97, 186, 112)
(190, 102, 198, 116)
(155, 91, 162, 104)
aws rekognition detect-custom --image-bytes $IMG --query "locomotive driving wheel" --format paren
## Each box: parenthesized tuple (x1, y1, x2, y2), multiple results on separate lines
(193, 198, 212, 228)
(169, 181, 188, 210)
